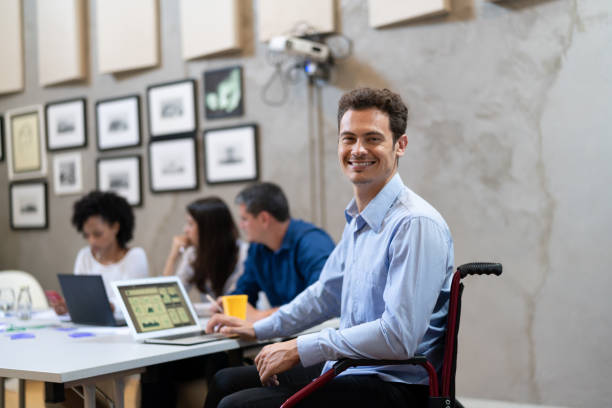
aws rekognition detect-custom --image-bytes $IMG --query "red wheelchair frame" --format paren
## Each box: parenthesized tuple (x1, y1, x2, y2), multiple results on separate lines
(280, 262, 503, 408)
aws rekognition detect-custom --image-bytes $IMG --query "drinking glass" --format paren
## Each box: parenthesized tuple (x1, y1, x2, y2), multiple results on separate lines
(0, 287, 16, 317)
(16, 286, 32, 320)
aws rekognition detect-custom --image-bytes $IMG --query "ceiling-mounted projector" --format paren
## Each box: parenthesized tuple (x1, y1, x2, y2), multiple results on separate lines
(268, 36, 331, 63)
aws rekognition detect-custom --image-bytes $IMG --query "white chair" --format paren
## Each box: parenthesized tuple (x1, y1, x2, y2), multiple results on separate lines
(0, 270, 48, 310)
(0, 270, 49, 408)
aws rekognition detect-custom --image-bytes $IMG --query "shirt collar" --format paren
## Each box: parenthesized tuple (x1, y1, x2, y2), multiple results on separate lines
(344, 173, 404, 233)
(277, 219, 295, 252)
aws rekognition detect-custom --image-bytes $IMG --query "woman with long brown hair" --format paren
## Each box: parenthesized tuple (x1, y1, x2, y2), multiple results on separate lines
(163, 196, 247, 301)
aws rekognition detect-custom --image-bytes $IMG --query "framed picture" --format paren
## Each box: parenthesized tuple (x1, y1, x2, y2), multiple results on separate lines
(203, 124, 258, 185)
(147, 79, 197, 139)
(45, 98, 87, 151)
(52, 152, 83, 195)
(5, 105, 48, 180)
(0, 115, 4, 161)
(9, 181, 48, 230)
(149, 137, 198, 192)
(203, 66, 244, 120)
(95, 95, 141, 151)
(97, 155, 142, 206)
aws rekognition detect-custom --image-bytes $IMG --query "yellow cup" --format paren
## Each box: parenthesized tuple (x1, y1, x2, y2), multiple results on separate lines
(221, 295, 248, 320)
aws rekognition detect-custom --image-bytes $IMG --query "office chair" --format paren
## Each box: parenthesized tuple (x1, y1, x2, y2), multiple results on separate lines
(0, 270, 48, 310)
(280, 262, 503, 408)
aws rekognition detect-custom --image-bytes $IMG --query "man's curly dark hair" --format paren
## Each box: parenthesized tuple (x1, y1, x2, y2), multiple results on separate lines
(71, 191, 135, 249)
(337, 88, 408, 144)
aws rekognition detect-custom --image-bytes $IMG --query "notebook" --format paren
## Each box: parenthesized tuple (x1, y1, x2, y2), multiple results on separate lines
(112, 276, 230, 345)
(58, 274, 125, 327)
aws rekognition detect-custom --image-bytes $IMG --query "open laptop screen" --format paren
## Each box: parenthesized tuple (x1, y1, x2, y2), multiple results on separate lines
(117, 280, 197, 334)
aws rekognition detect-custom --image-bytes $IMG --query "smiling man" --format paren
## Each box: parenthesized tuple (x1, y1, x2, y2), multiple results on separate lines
(204, 88, 454, 408)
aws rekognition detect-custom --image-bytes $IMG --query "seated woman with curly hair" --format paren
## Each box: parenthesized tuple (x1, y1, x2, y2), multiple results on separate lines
(51, 190, 149, 314)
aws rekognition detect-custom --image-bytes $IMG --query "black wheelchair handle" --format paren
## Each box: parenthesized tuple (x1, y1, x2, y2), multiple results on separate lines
(457, 262, 502, 278)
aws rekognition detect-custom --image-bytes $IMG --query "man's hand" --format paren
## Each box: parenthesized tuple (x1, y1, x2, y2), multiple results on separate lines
(254, 339, 300, 386)
(205, 313, 256, 339)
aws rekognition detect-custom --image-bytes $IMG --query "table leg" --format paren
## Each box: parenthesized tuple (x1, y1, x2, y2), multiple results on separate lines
(18, 379, 25, 408)
(113, 377, 125, 408)
(82, 384, 96, 408)
(0, 377, 5, 408)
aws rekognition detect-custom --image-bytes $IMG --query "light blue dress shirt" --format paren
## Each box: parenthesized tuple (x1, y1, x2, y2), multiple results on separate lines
(253, 173, 454, 385)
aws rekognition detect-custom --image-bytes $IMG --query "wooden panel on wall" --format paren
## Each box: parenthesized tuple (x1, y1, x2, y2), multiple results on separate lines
(37, 0, 87, 86)
(96, 0, 160, 73)
(0, 0, 24, 94)
(180, 0, 241, 60)
(368, 0, 451, 28)
(258, 0, 335, 42)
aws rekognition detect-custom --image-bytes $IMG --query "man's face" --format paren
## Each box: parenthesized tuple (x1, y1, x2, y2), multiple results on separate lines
(338, 108, 406, 188)
(238, 204, 265, 243)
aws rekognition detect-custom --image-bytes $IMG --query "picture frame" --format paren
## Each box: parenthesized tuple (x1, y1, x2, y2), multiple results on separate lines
(0, 115, 4, 162)
(9, 180, 48, 230)
(45, 98, 87, 151)
(96, 155, 142, 206)
(5, 105, 48, 180)
(52, 152, 83, 195)
(203, 124, 258, 185)
(203, 66, 244, 120)
(147, 79, 197, 140)
(149, 137, 198, 193)
(95, 95, 141, 151)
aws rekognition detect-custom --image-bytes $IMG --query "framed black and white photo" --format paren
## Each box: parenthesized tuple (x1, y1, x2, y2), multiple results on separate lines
(149, 137, 198, 192)
(52, 152, 83, 195)
(5, 105, 48, 180)
(9, 181, 48, 230)
(204, 66, 244, 120)
(97, 155, 142, 206)
(147, 79, 197, 139)
(203, 124, 258, 185)
(95, 95, 141, 151)
(45, 98, 87, 151)
(0, 115, 4, 162)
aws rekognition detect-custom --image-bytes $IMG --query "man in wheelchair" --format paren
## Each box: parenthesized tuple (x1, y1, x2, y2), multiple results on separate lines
(204, 87, 454, 408)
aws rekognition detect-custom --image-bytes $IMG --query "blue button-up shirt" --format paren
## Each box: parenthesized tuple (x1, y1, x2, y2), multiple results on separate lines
(233, 219, 335, 307)
(254, 174, 454, 384)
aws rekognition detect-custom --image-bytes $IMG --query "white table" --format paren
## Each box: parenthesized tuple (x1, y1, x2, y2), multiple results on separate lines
(0, 314, 339, 408)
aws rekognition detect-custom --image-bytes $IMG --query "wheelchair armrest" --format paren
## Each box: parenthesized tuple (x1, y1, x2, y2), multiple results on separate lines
(332, 357, 439, 397)
(281, 356, 439, 408)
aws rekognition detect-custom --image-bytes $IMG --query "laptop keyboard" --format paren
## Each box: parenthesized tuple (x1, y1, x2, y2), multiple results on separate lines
(157, 332, 227, 341)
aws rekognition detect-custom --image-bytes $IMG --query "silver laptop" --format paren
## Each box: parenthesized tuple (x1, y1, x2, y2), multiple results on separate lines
(112, 276, 231, 345)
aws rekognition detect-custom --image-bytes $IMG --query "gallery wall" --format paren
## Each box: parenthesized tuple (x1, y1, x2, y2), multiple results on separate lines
(0, 1, 611, 407)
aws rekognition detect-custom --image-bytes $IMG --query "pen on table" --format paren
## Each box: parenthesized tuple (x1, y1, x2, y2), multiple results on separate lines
(206, 294, 224, 313)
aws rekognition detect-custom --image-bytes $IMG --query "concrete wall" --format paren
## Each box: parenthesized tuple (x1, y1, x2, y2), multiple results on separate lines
(1, 0, 610, 406)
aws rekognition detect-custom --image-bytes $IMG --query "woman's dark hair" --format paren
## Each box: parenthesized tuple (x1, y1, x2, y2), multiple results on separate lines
(187, 197, 239, 297)
(71, 191, 135, 249)
(337, 87, 408, 144)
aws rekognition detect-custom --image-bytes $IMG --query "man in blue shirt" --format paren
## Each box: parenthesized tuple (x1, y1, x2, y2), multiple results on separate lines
(205, 88, 454, 408)
(231, 182, 335, 322)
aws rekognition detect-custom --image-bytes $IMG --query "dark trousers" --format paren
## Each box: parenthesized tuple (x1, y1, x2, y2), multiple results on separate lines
(141, 352, 229, 407)
(204, 363, 429, 408)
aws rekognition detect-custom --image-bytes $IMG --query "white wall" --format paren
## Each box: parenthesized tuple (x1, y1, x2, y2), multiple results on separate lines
(0, 1, 610, 406)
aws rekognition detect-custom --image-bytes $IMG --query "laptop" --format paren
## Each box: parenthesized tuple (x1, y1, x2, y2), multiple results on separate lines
(58, 274, 125, 326)
(112, 276, 230, 345)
